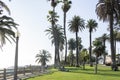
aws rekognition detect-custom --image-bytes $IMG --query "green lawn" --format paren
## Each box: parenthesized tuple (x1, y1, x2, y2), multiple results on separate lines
(27, 65, 120, 80)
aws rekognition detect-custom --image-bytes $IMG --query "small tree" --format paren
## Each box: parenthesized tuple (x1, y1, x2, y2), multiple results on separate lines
(35, 49, 52, 71)
(93, 38, 105, 74)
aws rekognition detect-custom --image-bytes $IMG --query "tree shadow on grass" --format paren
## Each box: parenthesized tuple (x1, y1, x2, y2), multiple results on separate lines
(67, 67, 120, 78)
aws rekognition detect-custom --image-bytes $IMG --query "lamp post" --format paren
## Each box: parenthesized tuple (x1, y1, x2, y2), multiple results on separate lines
(14, 29, 20, 80)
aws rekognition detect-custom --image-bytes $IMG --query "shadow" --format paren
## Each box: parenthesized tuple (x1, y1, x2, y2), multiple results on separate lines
(67, 67, 120, 78)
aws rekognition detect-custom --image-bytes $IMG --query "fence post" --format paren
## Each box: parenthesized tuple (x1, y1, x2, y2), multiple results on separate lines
(23, 67, 25, 75)
(3, 68, 6, 80)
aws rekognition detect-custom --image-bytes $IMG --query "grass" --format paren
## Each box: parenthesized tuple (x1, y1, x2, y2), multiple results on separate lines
(27, 65, 120, 80)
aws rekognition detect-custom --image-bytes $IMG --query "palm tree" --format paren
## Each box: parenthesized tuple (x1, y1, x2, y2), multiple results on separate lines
(68, 38, 76, 66)
(93, 38, 105, 74)
(86, 19, 98, 67)
(61, 0, 72, 64)
(35, 49, 52, 71)
(96, 0, 120, 70)
(47, 1, 60, 68)
(68, 15, 85, 67)
(0, 15, 18, 48)
(45, 24, 65, 68)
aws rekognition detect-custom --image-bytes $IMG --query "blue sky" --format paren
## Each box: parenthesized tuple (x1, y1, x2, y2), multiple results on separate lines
(0, 0, 118, 68)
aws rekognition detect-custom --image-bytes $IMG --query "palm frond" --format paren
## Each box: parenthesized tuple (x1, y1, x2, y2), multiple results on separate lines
(86, 19, 98, 32)
(0, 1, 10, 15)
(68, 15, 85, 33)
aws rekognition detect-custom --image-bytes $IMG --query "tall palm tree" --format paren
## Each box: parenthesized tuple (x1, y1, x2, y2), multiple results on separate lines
(0, 15, 18, 48)
(35, 49, 51, 67)
(45, 24, 65, 68)
(96, 0, 120, 70)
(93, 38, 105, 74)
(68, 38, 76, 66)
(61, 0, 72, 64)
(86, 19, 98, 67)
(47, 0, 60, 68)
(68, 15, 85, 67)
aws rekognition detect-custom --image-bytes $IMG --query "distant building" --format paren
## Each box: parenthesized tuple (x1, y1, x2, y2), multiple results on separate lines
(98, 55, 112, 65)
(105, 55, 112, 65)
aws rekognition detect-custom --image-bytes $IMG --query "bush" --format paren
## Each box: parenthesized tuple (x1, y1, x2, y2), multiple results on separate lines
(58, 66, 69, 72)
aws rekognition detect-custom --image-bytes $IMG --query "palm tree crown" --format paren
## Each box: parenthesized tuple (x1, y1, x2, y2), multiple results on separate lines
(86, 19, 98, 32)
(35, 49, 52, 66)
(45, 24, 65, 67)
(96, 0, 120, 22)
(0, 15, 18, 47)
(62, 0, 72, 13)
(68, 15, 85, 33)
(68, 38, 76, 51)
(45, 24, 64, 46)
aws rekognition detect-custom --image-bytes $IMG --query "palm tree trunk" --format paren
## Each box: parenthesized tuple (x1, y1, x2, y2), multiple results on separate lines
(58, 43, 60, 63)
(114, 39, 116, 55)
(71, 50, 74, 66)
(109, 14, 117, 71)
(95, 56, 98, 74)
(76, 32, 79, 67)
(55, 40, 60, 68)
(64, 12, 67, 65)
(51, 7, 58, 68)
(103, 39, 106, 64)
(83, 57, 85, 70)
(89, 32, 93, 67)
